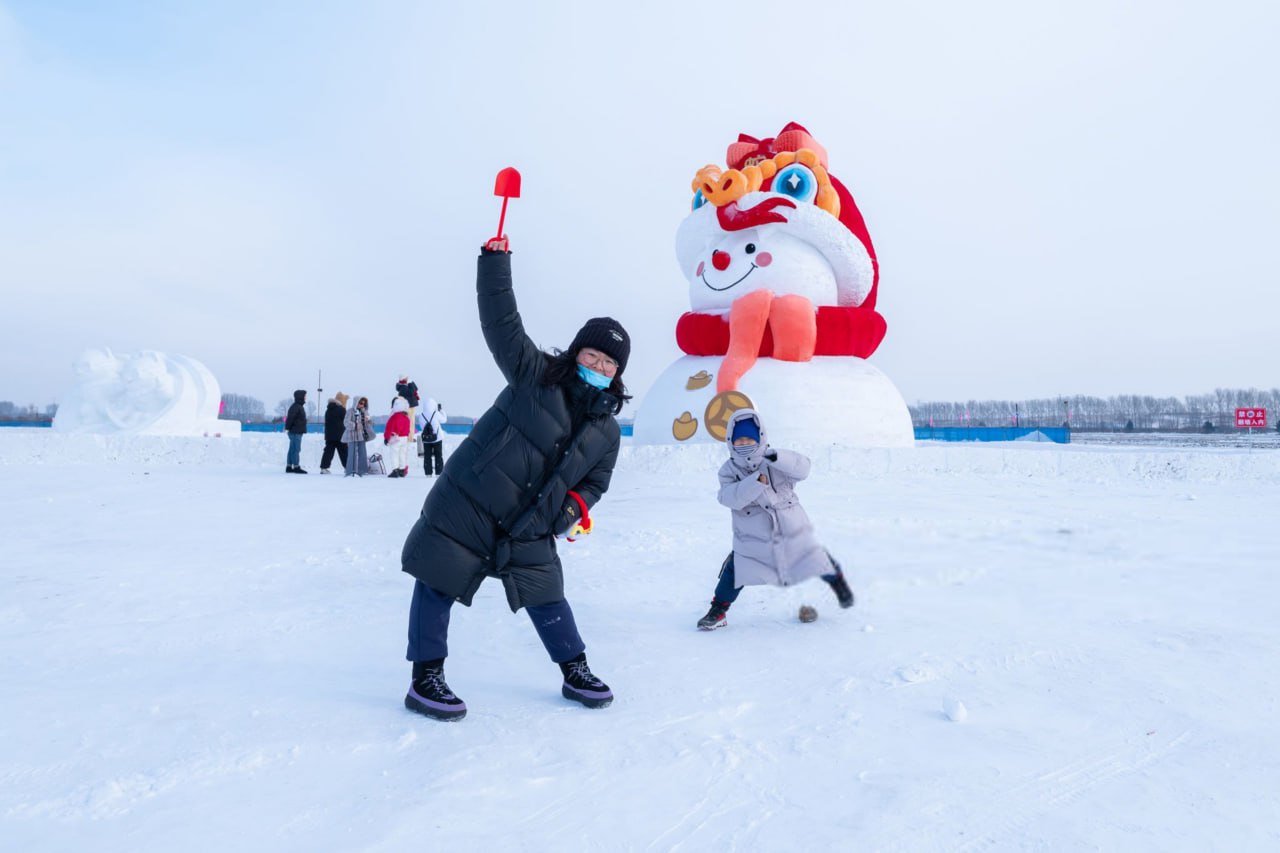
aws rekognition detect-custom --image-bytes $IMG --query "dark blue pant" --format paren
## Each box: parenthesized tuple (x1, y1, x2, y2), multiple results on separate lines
(713, 552, 841, 604)
(406, 580, 586, 664)
(714, 553, 744, 604)
(286, 433, 302, 466)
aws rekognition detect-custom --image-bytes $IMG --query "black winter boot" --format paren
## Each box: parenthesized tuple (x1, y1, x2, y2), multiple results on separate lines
(559, 653, 613, 708)
(824, 558, 855, 609)
(405, 659, 467, 721)
(697, 599, 731, 631)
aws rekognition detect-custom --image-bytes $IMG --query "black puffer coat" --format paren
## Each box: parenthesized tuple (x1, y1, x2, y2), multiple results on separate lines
(396, 380, 420, 407)
(324, 400, 346, 442)
(401, 251, 622, 612)
(285, 390, 308, 435)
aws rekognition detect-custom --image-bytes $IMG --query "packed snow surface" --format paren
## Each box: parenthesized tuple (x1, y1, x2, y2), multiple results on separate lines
(3, 430, 1279, 851)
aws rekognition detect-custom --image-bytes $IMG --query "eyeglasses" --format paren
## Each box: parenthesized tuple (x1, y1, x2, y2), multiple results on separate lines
(578, 348, 618, 375)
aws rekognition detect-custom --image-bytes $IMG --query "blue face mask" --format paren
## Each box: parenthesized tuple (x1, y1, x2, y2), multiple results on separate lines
(576, 363, 612, 389)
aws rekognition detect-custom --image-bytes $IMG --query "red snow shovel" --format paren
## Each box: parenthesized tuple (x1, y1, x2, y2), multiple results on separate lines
(492, 167, 521, 241)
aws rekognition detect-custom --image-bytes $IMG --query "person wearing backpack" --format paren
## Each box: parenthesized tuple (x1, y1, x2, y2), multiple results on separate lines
(416, 398, 447, 477)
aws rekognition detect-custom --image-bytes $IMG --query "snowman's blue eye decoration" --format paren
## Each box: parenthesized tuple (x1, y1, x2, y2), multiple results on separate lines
(692, 189, 706, 211)
(771, 164, 818, 203)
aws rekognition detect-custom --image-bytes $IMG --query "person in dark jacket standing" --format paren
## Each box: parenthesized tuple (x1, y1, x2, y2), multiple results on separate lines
(319, 392, 350, 474)
(396, 375, 420, 438)
(284, 389, 308, 474)
(401, 235, 630, 721)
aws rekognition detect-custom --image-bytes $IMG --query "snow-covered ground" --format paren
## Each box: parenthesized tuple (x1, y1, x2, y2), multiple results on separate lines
(3, 430, 1279, 851)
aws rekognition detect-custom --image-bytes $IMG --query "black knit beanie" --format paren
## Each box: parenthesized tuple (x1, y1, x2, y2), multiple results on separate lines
(568, 317, 630, 376)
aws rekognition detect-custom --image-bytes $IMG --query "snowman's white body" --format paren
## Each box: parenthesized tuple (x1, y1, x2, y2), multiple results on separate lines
(633, 355, 914, 447)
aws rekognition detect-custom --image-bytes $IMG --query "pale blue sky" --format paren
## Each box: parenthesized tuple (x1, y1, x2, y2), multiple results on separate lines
(2, 1, 1277, 415)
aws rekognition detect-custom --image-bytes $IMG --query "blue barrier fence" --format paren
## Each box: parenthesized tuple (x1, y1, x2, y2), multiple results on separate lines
(914, 426, 1070, 444)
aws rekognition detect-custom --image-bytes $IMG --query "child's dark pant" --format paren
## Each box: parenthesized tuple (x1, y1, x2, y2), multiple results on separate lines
(713, 552, 843, 604)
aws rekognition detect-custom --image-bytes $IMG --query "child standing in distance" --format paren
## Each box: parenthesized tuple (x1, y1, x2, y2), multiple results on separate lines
(383, 397, 413, 478)
(697, 407, 854, 630)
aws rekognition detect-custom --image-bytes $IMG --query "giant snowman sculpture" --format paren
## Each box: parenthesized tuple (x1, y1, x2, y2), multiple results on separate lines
(633, 122, 913, 447)
(53, 348, 240, 437)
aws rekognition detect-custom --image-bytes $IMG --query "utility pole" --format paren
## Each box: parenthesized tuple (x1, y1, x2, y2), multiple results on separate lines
(316, 369, 323, 422)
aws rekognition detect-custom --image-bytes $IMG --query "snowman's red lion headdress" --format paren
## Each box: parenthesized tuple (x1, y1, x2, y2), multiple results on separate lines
(674, 122, 886, 360)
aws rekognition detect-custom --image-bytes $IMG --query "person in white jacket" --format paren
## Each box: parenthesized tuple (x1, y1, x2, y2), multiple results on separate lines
(383, 396, 413, 478)
(416, 397, 448, 476)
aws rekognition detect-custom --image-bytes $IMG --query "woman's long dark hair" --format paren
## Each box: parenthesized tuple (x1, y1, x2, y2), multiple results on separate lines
(542, 349, 630, 414)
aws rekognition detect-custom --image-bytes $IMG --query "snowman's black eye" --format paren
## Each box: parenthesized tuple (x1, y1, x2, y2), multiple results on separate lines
(745, 243, 756, 254)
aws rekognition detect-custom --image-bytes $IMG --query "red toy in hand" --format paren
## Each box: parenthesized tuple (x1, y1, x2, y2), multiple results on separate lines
(565, 490, 592, 541)
(487, 167, 521, 251)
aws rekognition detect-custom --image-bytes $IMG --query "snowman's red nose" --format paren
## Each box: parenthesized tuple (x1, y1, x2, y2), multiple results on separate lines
(711, 250, 731, 271)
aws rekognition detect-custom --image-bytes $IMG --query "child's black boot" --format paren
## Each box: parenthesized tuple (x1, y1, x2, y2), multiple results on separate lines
(559, 652, 613, 708)
(404, 659, 467, 721)
(697, 599, 731, 631)
(824, 557, 855, 609)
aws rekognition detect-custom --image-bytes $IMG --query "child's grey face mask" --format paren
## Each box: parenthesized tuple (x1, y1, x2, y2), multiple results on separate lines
(730, 438, 766, 471)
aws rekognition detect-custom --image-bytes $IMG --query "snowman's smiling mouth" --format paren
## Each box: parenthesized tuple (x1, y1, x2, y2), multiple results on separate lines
(700, 263, 757, 292)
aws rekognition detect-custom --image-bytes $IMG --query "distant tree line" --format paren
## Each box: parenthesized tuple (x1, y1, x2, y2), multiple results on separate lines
(220, 393, 267, 421)
(0, 401, 58, 420)
(910, 388, 1280, 432)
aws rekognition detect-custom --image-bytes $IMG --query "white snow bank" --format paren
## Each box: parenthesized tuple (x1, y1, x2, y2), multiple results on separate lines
(4, 430, 1278, 482)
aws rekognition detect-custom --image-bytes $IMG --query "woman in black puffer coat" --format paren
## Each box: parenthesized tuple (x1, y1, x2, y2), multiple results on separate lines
(401, 236, 631, 721)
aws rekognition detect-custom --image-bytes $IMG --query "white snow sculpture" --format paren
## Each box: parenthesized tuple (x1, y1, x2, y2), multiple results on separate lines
(53, 348, 241, 436)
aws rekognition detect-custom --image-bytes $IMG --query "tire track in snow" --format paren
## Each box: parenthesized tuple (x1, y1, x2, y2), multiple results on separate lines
(952, 728, 1191, 852)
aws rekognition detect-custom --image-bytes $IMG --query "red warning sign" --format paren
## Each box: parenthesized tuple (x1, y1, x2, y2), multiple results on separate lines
(1235, 408, 1267, 428)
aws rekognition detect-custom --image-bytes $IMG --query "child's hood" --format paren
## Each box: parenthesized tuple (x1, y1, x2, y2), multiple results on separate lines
(726, 407, 766, 447)
(391, 397, 409, 414)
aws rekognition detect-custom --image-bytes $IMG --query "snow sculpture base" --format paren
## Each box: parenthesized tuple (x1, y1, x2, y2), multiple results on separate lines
(53, 349, 241, 437)
(633, 356, 913, 447)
